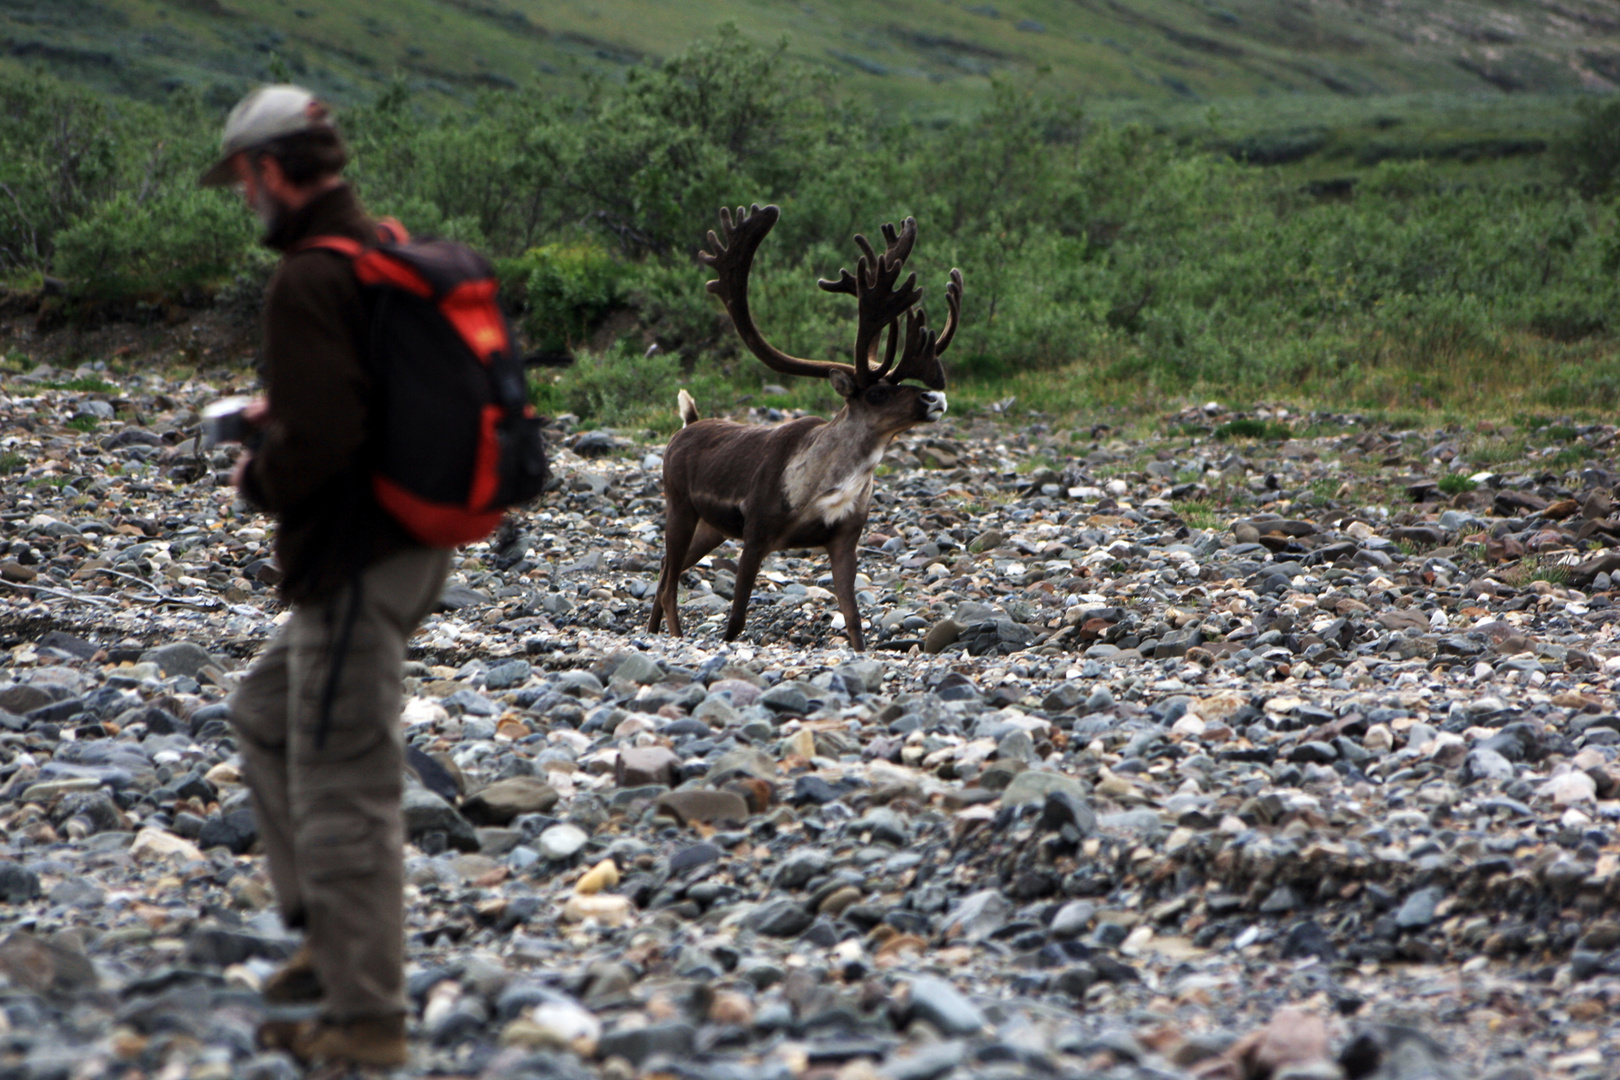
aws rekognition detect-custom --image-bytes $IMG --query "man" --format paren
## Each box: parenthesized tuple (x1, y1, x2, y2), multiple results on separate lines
(201, 85, 450, 1069)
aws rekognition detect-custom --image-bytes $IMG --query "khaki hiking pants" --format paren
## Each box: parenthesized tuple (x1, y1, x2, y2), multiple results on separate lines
(231, 546, 451, 1022)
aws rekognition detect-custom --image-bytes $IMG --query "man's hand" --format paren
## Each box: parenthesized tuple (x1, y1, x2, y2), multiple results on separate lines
(229, 398, 270, 490)
(231, 449, 253, 490)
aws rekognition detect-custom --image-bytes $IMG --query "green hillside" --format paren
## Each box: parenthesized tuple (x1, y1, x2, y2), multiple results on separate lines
(5, 0, 1619, 118)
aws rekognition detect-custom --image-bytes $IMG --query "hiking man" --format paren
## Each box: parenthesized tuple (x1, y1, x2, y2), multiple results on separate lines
(201, 84, 450, 1069)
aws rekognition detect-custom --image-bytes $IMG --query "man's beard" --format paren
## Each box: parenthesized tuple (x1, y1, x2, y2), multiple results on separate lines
(247, 183, 289, 234)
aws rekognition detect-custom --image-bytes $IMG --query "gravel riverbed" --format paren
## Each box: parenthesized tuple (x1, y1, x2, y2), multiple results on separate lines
(0, 365, 1614, 1079)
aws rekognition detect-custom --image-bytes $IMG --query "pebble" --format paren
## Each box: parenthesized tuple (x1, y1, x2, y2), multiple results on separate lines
(538, 823, 589, 860)
(0, 373, 1612, 1077)
(905, 976, 987, 1036)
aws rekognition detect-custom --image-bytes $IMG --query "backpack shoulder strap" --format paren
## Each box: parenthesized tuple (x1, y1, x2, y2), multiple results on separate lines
(292, 235, 365, 259)
(293, 220, 409, 258)
(376, 217, 409, 245)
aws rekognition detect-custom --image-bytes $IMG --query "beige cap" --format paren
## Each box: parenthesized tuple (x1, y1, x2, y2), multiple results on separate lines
(198, 84, 334, 187)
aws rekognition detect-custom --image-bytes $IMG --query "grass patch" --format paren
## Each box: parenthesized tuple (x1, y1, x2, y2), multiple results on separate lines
(1438, 474, 1478, 495)
(65, 416, 99, 434)
(1309, 477, 1341, 500)
(40, 376, 116, 393)
(1504, 555, 1570, 588)
(28, 1, 1620, 126)
(1464, 435, 1526, 466)
(1176, 501, 1220, 530)
(0, 453, 24, 475)
(1545, 447, 1594, 470)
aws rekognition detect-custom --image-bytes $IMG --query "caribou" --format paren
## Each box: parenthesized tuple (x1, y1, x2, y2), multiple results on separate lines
(648, 203, 962, 650)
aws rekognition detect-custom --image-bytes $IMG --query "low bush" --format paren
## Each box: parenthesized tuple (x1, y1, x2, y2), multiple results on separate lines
(501, 239, 632, 353)
(1557, 96, 1620, 199)
(53, 186, 254, 302)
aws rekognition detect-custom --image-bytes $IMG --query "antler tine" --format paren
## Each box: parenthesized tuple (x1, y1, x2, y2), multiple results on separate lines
(880, 218, 917, 267)
(701, 203, 859, 384)
(818, 267, 858, 296)
(890, 307, 942, 390)
(853, 256, 920, 386)
(888, 266, 962, 391)
(818, 217, 918, 296)
(933, 268, 963, 356)
(869, 316, 901, 383)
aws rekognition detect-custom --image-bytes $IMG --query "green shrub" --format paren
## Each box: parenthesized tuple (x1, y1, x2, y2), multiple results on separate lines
(1557, 97, 1620, 199)
(54, 187, 255, 302)
(0, 72, 120, 273)
(1437, 474, 1477, 494)
(503, 240, 631, 352)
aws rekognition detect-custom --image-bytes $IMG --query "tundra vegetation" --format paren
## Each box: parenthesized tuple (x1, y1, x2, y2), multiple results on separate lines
(0, 29, 1616, 427)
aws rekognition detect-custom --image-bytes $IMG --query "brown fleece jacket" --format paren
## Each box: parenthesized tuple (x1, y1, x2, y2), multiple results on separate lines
(238, 183, 416, 603)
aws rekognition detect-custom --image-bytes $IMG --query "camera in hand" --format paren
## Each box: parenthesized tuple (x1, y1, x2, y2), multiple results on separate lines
(202, 396, 260, 448)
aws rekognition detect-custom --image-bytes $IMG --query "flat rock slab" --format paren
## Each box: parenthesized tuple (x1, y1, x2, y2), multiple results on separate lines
(655, 789, 750, 826)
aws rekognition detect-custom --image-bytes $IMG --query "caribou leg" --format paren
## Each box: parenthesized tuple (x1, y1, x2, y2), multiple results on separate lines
(679, 522, 728, 573)
(650, 498, 699, 635)
(826, 527, 866, 651)
(724, 540, 767, 642)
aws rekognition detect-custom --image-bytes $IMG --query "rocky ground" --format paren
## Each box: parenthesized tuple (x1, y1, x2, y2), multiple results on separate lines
(0, 361, 1615, 1080)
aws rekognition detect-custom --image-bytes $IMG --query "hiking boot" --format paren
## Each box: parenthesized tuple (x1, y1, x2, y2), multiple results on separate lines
(262, 945, 322, 1005)
(291, 1015, 408, 1069)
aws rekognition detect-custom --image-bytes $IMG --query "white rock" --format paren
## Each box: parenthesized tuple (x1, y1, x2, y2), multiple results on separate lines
(561, 893, 632, 926)
(1541, 771, 1597, 806)
(527, 1001, 601, 1050)
(1170, 714, 1205, 737)
(130, 828, 203, 862)
(403, 698, 448, 727)
(539, 823, 589, 861)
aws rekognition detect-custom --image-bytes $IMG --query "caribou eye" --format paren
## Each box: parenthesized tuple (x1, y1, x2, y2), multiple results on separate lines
(865, 385, 893, 404)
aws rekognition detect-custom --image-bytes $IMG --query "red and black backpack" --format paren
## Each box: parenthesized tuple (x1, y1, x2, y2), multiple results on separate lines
(298, 220, 550, 547)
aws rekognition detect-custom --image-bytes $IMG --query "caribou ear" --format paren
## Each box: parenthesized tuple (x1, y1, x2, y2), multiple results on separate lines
(829, 369, 858, 399)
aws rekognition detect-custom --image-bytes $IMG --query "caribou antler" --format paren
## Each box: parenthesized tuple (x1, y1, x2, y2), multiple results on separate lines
(702, 205, 958, 392)
(702, 204, 859, 384)
(816, 218, 917, 298)
(887, 268, 961, 391)
(818, 217, 921, 386)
